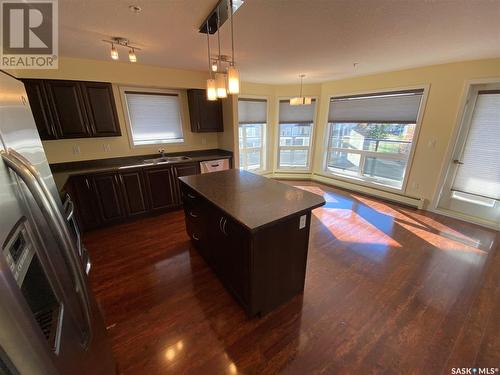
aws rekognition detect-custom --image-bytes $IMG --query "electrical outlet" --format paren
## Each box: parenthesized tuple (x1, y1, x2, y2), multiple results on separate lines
(412, 181, 420, 191)
(427, 138, 437, 149)
(72, 145, 80, 155)
(201, 137, 207, 145)
(102, 144, 111, 152)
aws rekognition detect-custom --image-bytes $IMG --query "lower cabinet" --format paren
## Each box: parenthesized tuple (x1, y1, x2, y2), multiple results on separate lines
(118, 170, 149, 216)
(143, 167, 176, 210)
(65, 161, 203, 232)
(92, 173, 126, 225)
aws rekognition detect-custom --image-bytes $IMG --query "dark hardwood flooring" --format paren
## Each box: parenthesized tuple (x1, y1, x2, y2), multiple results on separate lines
(84, 181, 500, 374)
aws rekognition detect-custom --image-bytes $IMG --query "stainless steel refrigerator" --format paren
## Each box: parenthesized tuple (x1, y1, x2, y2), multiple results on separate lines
(0, 71, 115, 374)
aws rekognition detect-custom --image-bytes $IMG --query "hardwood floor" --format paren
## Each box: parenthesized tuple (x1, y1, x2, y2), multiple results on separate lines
(84, 181, 500, 374)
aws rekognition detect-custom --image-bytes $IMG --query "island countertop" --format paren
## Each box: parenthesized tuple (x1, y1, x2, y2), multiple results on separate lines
(179, 169, 325, 232)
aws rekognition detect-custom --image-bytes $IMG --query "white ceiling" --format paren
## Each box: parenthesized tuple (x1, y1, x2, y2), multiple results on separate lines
(59, 0, 500, 84)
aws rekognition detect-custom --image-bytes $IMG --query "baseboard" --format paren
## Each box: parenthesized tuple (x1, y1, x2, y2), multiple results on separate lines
(429, 207, 500, 231)
(311, 174, 425, 209)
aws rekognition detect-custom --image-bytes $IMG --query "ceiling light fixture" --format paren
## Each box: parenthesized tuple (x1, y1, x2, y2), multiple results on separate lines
(290, 74, 312, 106)
(205, 22, 217, 101)
(103, 37, 141, 62)
(200, 0, 242, 100)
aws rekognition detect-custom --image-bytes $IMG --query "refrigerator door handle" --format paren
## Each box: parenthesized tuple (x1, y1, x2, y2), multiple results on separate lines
(1, 149, 93, 348)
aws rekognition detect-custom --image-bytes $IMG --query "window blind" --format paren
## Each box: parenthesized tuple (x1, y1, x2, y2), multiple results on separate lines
(328, 90, 423, 123)
(452, 92, 500, 200)
(279, 99, 316, 123)
(125, 92, 184, 144)
(238, 98, 267, 124)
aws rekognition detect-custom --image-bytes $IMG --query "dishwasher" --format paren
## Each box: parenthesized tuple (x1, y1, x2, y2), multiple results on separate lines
(200, 159, 230, 173)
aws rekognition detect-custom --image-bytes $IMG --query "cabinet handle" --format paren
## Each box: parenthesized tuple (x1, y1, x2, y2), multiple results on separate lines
(85, 177, 90, 190)
(211, 164, 220, 168)
(187, 193, 196, 199)
(222, 217, 228, 236)
(192, 233, 200, 241)
(189, 211, 198, 218)
(219, 217, 224, 233)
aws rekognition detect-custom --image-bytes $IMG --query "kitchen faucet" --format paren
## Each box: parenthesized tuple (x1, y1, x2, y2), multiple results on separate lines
(159, 148, 167, 158)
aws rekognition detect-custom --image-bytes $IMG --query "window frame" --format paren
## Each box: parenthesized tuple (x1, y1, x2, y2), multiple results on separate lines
(237, 95, 269, 173)
(276, 96, 318, 172)
(119, 86, 186, 148)
(322, 86, 428, 193)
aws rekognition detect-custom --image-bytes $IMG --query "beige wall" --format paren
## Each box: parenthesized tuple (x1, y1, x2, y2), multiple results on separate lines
(11, 57, 222, 163)
(10, 56, 500, 207)
(239, 58, 500, 206)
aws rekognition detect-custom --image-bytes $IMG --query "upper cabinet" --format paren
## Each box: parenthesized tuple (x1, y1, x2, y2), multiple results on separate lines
(22, 79, 121, 140)
(187, 89, 223, 133)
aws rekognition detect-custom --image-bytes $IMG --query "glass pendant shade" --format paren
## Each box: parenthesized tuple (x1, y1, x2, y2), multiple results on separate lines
(111, 45, 119, 60)
(227, 65, 240, 94)
(206, 79, 217, 101)
(128, 49, 137, 63)
(215, 73, 227, 98)
(290, 97, 313, 106)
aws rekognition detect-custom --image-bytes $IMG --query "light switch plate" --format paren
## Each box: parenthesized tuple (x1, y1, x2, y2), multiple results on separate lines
(299, 215, 306, 229)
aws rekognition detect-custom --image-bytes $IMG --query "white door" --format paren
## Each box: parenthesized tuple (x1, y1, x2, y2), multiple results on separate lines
(437, 84, 500, 229)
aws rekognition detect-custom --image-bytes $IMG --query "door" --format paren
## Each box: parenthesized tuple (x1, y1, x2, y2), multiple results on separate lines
(92, 173, 125, 224)
(80, 82, 121, 137)
(437, 84, 500, 228)
(119, 170, 149, 216)
(45, 80, 90, 138)
(22, 80, 57, 140)
(144, 167, 176, 210)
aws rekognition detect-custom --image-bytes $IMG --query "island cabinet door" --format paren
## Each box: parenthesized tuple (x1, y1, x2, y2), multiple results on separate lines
(143, 167, 176, 210)
(220, 216, 250, 307)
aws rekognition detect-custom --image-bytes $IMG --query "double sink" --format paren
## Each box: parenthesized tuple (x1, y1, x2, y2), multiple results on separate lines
(142, 155, 192, 165)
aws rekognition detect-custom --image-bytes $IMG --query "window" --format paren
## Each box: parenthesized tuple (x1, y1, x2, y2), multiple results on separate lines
(278, 99, 316, 169)
(123, 89, 184, 146)
(238, 98, 267, 171)
(325, 90, 423, 189)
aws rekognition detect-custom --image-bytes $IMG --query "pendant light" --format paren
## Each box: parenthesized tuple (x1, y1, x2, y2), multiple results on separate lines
(227, 1, 240, 94)
(110, 43, 119, 60)
(215, 9, 227, 98)
(205, 22, 217, 101)
(128, 48, 137, 62)
(290, 74, 312, 106)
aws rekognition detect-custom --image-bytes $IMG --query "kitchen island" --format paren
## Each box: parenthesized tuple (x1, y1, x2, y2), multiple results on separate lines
(179, 169, 325, 317)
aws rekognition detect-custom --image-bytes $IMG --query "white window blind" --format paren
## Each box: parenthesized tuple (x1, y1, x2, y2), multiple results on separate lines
(238, 98, 267, 124)
(279, 99, 316, 123)
(329, 90, 423, 123)
(125, 92, 184, 145)
(452, 92, 500, 200)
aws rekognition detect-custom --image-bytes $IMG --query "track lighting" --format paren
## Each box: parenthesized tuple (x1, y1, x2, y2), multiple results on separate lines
(103, 37, 141, 62)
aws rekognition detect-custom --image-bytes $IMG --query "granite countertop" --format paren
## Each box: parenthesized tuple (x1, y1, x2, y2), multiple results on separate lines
(179, 169, 325, 232)
(51, 149, 232, 191)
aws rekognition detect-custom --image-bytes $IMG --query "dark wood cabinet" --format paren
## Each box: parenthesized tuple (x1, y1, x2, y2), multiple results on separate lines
(64, 175, 102, 231)
(187, 89, 223, 133)
(172, 163, 200, 205)
(44, 80, 90, 138)
(22, 79, 121, 140)
(118, 170, 149, 216)
(92, 173, 125, 224)
(80, 82, 121, 137)
(180, 175, 317, 317)
(23, 80, 57, 140)
(143, 167, 177, 211)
